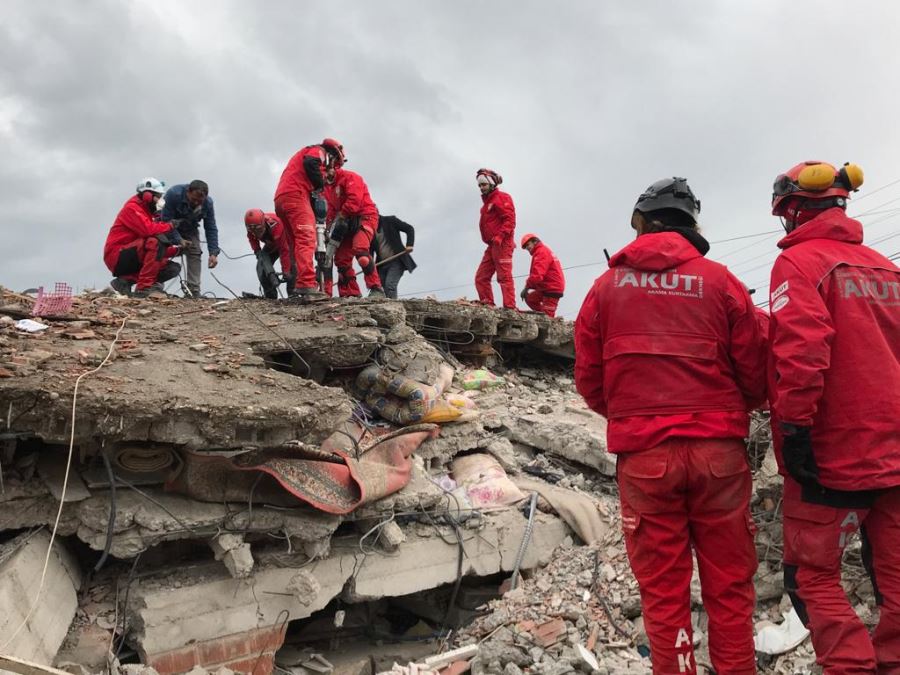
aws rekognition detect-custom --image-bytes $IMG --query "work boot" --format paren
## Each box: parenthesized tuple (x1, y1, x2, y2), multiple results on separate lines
(110, 277, 133, 296)
(367, 286, 386, 298)
(132, 285, 167, 299)
(292, 287, 327, 300)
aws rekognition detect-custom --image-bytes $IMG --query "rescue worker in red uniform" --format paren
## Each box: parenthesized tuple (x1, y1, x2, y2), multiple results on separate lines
(519, 233, 565, 317)
(274, 138, 345, 298)
(103, 178, 183, 298)
(474, 168, 517, 309)
(768, 160, 900, 674)
(575, 178, 766, 675)
(244, 208, 295, 299)
(322, 164, 384, 298)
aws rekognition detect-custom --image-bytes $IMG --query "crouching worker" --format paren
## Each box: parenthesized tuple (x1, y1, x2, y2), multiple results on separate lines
(245, 209, 296, 299)
(372, 215, 416, 299)
(575, 177, 766, 674)
(103, 178, 183, 298)
(520, 233, 565, 317)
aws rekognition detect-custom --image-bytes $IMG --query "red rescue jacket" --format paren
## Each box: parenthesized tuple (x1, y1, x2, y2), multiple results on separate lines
(274, 145, 327, 200)
(103, 195, 174, 270)
(479, 189, 515, 245)
(246, 212, 294, 274)
(324, 168, 379, 222)
(575, 231, 767, 452)
(526, 242, 565, 295)
(768, 208, 900, 490)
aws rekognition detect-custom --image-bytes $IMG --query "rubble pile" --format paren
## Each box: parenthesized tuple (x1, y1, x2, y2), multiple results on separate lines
(0, 288, 878, 675)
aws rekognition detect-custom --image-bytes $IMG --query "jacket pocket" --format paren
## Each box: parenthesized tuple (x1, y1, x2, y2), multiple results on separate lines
(605, 332, 717, 361)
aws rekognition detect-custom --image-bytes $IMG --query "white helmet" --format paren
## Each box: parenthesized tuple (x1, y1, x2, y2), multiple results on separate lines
(136, 177, 166, 196)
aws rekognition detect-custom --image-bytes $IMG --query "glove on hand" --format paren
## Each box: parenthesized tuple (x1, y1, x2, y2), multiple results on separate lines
(520, 288, 529, 301)
(781, 424, 818, 486)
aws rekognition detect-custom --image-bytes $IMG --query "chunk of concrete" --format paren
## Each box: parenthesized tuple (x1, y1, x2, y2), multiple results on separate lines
(0, 531, 82, 667)
(127, 510, 571, 658)
(504, 409, 614, 477)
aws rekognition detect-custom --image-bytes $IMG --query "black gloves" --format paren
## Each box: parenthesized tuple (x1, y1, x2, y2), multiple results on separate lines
(781, 424, 818, 486)
(520, 288, 529, 301)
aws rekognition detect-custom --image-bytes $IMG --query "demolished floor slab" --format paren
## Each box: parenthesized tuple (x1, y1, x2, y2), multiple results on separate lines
(125, 509, 571, 672)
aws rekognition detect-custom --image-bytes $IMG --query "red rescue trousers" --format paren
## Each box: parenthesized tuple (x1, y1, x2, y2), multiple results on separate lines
(333, 215, 380, 297)
(475, 237, 516, 309)
(274, 190, 316, 289)
(617, 438, 757, 675)
(104, 238, 179, 291)
(782, 478, 900, 674)
(524, 290, 561, 317)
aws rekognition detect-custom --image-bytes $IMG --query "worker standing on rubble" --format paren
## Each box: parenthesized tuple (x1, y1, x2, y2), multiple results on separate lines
(160, 180, 218, 299)
(103, 178, 185, 298)
(322, 164, 385, 298)
(575, 177, 766, 675)
(274, 139, 346, 299)
(475, 168, 517, 309)
(519, 233, 565, 317)
(372, 215, 416, 299)
(767, 161, 900, 673)
(244, 208, 295, 299)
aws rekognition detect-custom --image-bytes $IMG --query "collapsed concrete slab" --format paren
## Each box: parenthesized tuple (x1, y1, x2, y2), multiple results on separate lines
(400, 299, 574, 360)
(504, 407, 615, 477)
(0, 531, 82, 669)
(126, 509, 571, 672)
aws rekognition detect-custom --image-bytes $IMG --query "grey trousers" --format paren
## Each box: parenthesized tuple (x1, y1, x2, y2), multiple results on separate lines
(378, 260, 406, 299)
(182, 236, 203, 295)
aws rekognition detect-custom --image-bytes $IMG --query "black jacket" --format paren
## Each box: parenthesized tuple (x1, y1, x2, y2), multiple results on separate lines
(372, 215, 417, 272)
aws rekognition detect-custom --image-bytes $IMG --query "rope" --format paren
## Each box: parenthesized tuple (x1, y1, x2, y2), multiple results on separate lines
(0, 316, 129, 652)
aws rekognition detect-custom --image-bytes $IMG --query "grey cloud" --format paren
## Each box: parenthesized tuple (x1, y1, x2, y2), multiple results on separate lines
(2, 1, 900, 316)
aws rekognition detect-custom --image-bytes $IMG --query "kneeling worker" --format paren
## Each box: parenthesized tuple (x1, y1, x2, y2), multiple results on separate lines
(104, 178, 184, 298)
(520, 233, 565, 317)
(245, 209, 296, 298)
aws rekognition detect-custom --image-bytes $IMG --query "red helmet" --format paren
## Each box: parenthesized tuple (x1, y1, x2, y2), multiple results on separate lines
(771, 161, 863, 216)
(244, 208, 266, 228)
(322, 138, 346, 167)
(476, 168, 502, 187)
(520, 233, 539, 249)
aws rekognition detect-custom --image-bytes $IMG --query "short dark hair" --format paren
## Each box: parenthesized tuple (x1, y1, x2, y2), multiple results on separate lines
(643, 208, 697, 232)
(188, 179, 209, 195)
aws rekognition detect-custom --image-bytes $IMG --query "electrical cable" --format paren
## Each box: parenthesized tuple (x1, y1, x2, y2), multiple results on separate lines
(210, 271, 312, 377)
(93, 447, 116, 573)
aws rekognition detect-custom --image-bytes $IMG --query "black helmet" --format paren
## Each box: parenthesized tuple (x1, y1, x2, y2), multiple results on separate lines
(634, 177, 701, 222)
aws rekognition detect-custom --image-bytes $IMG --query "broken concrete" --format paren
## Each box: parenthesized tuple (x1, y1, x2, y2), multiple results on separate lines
(0, 531, 82, 668)
(127, 509, 571, 659)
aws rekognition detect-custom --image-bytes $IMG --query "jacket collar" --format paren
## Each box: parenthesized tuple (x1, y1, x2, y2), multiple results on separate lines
(609, 230, 708, 271)
(778, 208, 863, 249)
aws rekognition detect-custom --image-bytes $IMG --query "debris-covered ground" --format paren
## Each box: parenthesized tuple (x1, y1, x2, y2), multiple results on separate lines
(0, 286, 876, 675)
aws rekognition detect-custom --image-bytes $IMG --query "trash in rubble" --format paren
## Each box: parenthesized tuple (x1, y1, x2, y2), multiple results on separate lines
(445, 392, 476, 409)
(754, 606, 810, 655)
(32, 282, 74, 316)
(460, 368, 504, 391)
(451, 452, 525, 508)
(357, 363, 454, 425)
(14, 319, 49, 333)
(421, 399, 464, 424)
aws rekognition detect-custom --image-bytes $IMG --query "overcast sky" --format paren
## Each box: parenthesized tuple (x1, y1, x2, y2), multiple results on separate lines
(2, 1, 899, 318)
